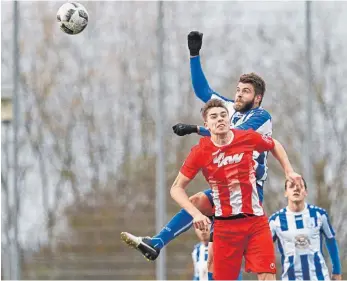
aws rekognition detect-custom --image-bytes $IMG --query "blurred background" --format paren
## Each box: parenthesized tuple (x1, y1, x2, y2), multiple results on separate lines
(1, 1, 347, 280)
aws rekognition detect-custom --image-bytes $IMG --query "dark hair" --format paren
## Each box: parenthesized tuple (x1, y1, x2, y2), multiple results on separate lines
(239, 73, 266, 105)
(201, 99, 229, 121)
(284, 178, 307, 190)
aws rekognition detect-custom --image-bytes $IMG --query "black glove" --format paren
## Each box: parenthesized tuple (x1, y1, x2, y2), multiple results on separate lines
(172, 123, 198, 136)
(188, 31, 203, 56)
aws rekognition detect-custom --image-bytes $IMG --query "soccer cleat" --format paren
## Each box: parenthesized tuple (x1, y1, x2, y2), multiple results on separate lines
(120, 232, 160, 261)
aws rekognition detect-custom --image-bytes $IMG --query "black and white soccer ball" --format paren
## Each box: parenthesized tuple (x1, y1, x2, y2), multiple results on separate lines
(56, 2, 88, 35)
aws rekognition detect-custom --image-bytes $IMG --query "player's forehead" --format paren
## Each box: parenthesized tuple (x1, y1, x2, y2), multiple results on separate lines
(236, 82, 254, 92)
(286, 182, 303, 189)
(207, 107, 228, 116)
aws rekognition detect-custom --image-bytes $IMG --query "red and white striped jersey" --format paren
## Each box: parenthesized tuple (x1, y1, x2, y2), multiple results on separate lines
(180, 129, 275, 217)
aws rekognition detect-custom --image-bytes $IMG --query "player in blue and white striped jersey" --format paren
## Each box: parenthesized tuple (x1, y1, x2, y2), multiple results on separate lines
(192, 227, 210, 280)
(269, 179, 342, 280)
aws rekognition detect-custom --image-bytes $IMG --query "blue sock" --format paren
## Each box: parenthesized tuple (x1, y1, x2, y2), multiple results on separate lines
(237, 271, 243, 280)
(149, 209, 193, 249)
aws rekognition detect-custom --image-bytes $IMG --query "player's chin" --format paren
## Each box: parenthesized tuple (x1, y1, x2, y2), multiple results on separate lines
(215, 127, 228, 134)
(291, 196, 303, 202)
(233, 103, 244, 111)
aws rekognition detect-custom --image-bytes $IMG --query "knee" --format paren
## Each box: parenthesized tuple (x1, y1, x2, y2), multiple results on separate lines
(189, 192, 213, 216)
(189, 192, 205, 207)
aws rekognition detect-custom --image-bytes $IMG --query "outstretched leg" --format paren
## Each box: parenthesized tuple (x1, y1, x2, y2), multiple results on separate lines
(121, 189, 213, 261)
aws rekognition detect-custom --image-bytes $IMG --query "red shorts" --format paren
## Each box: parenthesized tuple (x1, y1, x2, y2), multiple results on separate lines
(213, 215, 276, 280)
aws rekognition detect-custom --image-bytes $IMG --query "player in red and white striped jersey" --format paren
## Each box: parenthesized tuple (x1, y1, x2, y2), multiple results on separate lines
(181, 128, 272, 217)
(171, 99, 304, 280)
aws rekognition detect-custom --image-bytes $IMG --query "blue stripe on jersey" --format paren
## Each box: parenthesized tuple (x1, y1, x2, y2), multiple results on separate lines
(314, 252, 324, 280)
(288, 255, 295, 280)
(255, 164, 266, 182)
(308, 205, 318, 227)
(232, 115, 242, 124)
(196, 245, 200, 261)
(295, 214, 304, 229)
(256, 152, 266, 164)
(300, 254, 310, 280)
(257, 185, 264, 203)
(279, 211, 288, 231)
(277, 239, 285, 271)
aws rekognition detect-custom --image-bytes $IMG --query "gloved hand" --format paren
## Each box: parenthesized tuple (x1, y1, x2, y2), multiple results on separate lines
(172, 123, 198, 136)
(188, 31, 203, 56)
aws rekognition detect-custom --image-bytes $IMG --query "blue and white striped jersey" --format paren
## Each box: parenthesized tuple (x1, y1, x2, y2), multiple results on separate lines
(269, 204, 337, 280)
(191, 56, 272, 202)
(192, 242, 209, 280)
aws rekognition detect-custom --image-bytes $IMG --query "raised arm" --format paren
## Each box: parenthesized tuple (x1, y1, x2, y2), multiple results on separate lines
(190, 56, 216, 103)
(188, 31, 232, 103)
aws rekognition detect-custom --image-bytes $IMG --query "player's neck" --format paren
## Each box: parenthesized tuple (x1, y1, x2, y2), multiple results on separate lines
(211, 130, 234, 147)
(287, 200, 306, 213)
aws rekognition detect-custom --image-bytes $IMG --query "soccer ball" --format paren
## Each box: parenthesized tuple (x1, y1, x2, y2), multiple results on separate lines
(56, 2, 89, 35)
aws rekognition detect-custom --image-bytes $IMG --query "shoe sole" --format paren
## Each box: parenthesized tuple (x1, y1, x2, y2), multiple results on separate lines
(120, 232, 151, 262)
(120, 232, 140, 248)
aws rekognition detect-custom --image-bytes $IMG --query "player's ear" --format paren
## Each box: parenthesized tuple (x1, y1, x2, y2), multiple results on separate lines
(284, 190, 288, 198)
(255, 94, 262, 105)
(204, 121, 210, 131)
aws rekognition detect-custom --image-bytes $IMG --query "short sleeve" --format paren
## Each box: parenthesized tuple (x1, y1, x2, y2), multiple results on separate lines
(180, 145, 203, 179)
(320, 210, 336, 239)
(250, 130, 275, 152)
(236, 109, 272, 133)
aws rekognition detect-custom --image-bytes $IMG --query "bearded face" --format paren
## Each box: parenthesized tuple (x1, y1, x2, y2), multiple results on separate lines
(233, 82, 261, 113)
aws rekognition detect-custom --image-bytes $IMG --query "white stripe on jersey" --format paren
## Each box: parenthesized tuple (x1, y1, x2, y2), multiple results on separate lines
(229, 180, 243, 215)
(255, 118, 272, 136)
(250, 172, 263, 215)
(210, 180, 222, 217)
(192, 242, 209, 280)
(269, 204, 333, 280)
